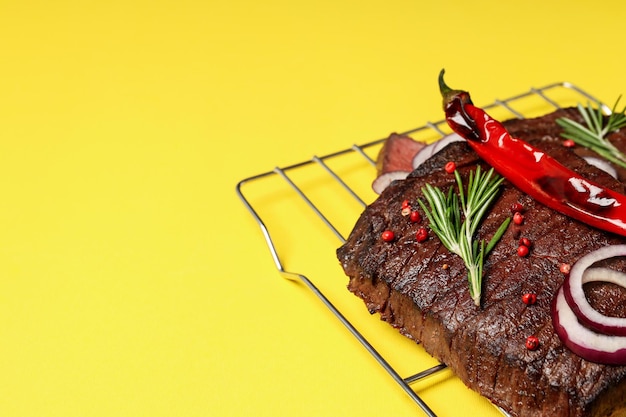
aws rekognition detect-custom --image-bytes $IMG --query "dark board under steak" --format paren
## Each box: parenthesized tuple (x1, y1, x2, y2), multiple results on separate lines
(337, 108, 626, 417)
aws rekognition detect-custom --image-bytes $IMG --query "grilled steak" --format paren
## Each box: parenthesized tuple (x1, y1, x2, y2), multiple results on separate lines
(337, 108, 626, 417)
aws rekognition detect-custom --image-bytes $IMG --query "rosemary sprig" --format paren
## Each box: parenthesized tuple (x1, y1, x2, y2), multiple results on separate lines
(556, 97, 626, 169)
(419, 166, 511, 307)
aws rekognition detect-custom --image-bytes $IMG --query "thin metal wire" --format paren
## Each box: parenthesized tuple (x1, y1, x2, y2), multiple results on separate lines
(494, 99, 524, 119)
(235, 179, 439, 417)
(312, 155, 368, 209)
(404, 363, 448, 385)
(272, 166, 347, 242)
(236, 81, 604, 417)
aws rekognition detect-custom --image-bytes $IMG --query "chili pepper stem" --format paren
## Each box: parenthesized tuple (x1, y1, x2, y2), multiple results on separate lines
(438, 69, 466, 110)
(438, 69, 453, 96)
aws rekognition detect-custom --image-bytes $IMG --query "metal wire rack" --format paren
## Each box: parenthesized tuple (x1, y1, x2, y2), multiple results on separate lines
(236, 82, 605, 417)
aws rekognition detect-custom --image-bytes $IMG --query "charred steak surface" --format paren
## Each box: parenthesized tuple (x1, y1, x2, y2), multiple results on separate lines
(337, 109, 626, 417)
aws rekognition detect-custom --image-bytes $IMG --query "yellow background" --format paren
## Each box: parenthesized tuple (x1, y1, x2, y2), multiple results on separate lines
(1, 1, 625, 416)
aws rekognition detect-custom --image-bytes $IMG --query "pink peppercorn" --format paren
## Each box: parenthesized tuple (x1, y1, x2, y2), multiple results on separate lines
(444, 161, 457, 174)
(525, 335, 540, 350)
(517, 245, 530, 257)
(563, 139, 575, 148)
(381, 230, 395, 242)
(522, 293, 537, 305)
(510, 202, 524, 213)
(416, 228, 428, 243)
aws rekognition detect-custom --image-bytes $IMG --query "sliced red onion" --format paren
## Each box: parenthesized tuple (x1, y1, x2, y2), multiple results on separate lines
(372, 133, 464, 194)
(371, 171, 410, 194)
(562, 245, 626, 336)
(411, 133, 464, 169)
(552, 286, 626, 365)
(582, 156, 618, 179)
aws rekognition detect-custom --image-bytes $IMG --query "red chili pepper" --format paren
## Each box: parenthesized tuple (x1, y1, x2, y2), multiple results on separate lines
(438, 70, 626, 238)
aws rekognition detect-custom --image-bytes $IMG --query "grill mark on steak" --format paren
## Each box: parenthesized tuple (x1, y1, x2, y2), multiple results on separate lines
(337, 108, 626, 417)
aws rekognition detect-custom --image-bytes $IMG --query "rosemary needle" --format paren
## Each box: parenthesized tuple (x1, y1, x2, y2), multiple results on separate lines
(419, 166, 510, 307)
(556, 98, 626, 169)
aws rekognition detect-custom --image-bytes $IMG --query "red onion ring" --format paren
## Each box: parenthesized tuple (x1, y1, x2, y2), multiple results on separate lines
(411, 133, 464, 169)
(562, 245, 626, 336)
(373, 133, 464, 194)
(371, 171, 410, 194)
(552, 286, 626, 365)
